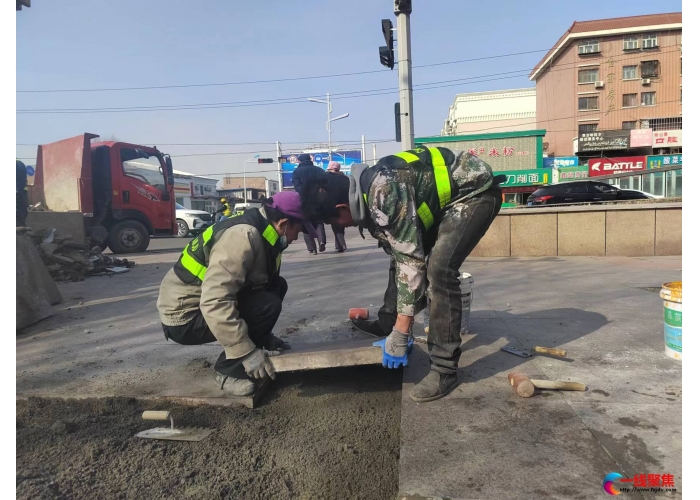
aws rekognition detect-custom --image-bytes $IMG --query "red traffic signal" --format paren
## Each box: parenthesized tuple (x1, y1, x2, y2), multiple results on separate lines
(257, 158, 274, 163)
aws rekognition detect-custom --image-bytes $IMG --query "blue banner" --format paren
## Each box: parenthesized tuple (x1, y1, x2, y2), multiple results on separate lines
(280, 150, 363, 188)
(543, 156, 578, 169)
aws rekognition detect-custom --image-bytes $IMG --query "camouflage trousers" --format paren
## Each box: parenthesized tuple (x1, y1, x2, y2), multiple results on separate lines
(377, 186, 502, 374)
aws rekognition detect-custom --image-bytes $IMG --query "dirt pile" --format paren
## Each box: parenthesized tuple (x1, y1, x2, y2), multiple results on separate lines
(16, 366, 402, 500)
(17, 227, 135, 282)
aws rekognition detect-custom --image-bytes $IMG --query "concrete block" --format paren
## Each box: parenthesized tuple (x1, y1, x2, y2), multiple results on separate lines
(655, 208, 682, 256)
(270, 338, 382, 372)
(26, 212, 85, 240)
(557, 211, 605, 256)
(606, 209, 655, 256)
(16, 235, 54, 330)
(510, 213, 557, 256)
(470, 215, 510, 257)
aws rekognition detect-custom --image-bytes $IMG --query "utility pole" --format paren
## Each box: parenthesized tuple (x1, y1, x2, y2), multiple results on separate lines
(308, 94, 349, 167)
(276, 141, 282, 189)
(361, 135, 366, 163)
(373, 144, 377, 165)
(395, 0, 414, 150)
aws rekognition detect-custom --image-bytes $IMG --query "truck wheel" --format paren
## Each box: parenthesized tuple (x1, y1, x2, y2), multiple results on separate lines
(108, 220, 150, 254)
(176, 219, 189, 238)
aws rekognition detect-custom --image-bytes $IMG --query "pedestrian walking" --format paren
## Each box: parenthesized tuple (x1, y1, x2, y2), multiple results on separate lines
(327, 162, 347, 253)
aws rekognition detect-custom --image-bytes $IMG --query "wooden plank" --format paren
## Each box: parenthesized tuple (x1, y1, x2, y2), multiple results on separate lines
(270, 337, 383, 373)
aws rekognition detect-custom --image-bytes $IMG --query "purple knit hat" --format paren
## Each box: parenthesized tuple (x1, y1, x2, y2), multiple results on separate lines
(268, 191, 318, 238)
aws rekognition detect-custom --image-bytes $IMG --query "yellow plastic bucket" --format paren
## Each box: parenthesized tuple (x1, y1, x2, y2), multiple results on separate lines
(660, 282, 682, 360)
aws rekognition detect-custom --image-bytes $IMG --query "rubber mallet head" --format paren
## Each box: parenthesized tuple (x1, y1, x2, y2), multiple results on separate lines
(348, 308, 369, 320)
(508, 372, 535, 398)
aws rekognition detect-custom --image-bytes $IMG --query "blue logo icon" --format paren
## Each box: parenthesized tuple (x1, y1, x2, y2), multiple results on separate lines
(25, 165, 35, 176)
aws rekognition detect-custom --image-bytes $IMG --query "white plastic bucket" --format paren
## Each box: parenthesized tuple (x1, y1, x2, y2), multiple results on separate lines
(423, 272, 474, 334)
(660, 282, 682, 360)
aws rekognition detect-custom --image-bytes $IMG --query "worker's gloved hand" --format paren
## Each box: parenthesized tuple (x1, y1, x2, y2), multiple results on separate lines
(372, 329, 414, 369)
(263, 333, 291, 353)
(241, 348, 276, 380)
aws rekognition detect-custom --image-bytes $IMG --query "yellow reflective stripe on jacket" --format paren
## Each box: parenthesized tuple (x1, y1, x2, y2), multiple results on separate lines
(416, 202, 434, 230)
(394, 151, 420, 163)
(429, 148, 451, 208)
(179, 248, 208, 281)
(262, 224, 279, 246)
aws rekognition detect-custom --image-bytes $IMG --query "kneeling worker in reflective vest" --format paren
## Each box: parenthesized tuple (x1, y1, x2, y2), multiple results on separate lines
(295, 147, 503, 402)
(157, 191, 313, 396)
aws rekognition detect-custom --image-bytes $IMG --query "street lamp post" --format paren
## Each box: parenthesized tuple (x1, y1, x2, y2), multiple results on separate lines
(308, 93, 349, 167)
(243, 154, 260, 204)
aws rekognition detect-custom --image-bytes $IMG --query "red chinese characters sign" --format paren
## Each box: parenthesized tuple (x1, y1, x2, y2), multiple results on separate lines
(466, 146, 529, 157)
(588, 156, 646, 177)
(653, 130, 682, 147)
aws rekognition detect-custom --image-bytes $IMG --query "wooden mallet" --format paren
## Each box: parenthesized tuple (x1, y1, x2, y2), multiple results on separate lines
(508, 372, 586, 398)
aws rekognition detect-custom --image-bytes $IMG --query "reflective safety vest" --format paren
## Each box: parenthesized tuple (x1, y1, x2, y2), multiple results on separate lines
(222, 202, 232, 217)
(173, 208, 282, 285)
(360, 146, 456, 232)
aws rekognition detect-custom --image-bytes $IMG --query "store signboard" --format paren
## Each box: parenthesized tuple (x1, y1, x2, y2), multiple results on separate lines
(652, 130, 682, 147)
(588, 156, 646, 177)
(543, 156, 578, 169)
(630, 128, 653, 148)
(647, 154, 682, 169)
(499, 168, 552, 187)
(557, 165, 589, 180)
(578, 130, 630, 152)
(419, 135, 540, 171)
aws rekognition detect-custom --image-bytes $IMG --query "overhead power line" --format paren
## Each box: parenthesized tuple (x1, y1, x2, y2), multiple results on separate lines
(16, 49, 551, 94)
(16, 47, 679, 115)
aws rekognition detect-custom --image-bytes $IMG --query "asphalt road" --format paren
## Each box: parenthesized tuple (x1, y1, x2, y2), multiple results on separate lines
(147, 235, 192, 252)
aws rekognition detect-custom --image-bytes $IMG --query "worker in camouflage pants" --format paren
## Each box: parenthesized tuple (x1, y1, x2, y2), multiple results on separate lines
(294, 146, 502, 402)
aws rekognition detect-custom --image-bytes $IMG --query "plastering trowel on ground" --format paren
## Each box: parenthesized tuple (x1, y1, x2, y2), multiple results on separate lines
(135, 411, 213, 442)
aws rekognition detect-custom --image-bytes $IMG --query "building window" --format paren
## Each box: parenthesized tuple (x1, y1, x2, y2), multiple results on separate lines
(578, 123, 598, 134)
(578, 68, 600, 83)
(641, 92, 656, 106)
(622, 121, 637, 130)
(578, 40, 600, 54)
(623, 36, 639, 50)
(642, 33, 658, 49)
(578, 96, 599, 111)
(666, 170, 682, 197)
(643, 172, 666, 197)
(622, 93, 638, 108)
(648, 117, 682, 131)
(641, 60, 659, 78)
(622, 65, 637, 79)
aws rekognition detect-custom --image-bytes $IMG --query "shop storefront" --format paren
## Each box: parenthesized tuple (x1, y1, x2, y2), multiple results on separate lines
(499, 168, 553, 207)
(591, 154, 682, 198)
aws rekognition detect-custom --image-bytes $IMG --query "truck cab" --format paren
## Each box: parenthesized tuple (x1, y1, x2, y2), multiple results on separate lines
(32, 133, 176, 253)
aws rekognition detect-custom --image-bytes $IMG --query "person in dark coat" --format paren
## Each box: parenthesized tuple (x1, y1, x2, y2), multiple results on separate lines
(293, 154, 327, 254)
(16, 160, 28, 227)
(327, 162, 347, 252)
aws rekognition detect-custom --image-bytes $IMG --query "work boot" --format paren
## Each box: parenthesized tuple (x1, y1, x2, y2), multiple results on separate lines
(319, 243, 326, 252)
(409, 370, 459, 403)
(214, 372, 256, 397)
(351, 318, 390, 337)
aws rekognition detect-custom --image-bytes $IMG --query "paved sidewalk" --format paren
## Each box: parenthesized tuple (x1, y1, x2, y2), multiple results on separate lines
(399, 256, 682, 499)
(16, 235, 682, 498)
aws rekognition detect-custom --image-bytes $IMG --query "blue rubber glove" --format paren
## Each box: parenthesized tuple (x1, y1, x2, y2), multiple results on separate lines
(373, 330, 414, 369)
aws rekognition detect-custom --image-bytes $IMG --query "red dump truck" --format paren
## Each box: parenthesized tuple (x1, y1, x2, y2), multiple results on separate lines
(31, 133, 176, 253)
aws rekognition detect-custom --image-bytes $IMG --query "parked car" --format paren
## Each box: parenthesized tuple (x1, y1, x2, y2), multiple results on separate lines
(175, 203, 213, 237)
(526, 181, 656, 206)
(232, 201, 263, 216)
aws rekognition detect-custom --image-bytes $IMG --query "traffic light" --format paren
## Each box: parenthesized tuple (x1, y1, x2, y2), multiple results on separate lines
(16, 0, 30, 10)
(257, 158, 274, 163)
(379, 19, 394, 70)
(394, 0, 412, 14)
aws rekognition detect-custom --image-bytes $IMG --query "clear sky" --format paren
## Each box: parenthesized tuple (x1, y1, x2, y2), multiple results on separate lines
(16, 0, 682, 182)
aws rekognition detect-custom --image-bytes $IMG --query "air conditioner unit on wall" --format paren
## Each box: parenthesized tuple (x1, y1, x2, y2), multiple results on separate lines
(594, 81, 605, 88)
(642, 78, 651, 85)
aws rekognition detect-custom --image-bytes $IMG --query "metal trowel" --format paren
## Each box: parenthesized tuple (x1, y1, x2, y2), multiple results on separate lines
(135, 411, 213, 442)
